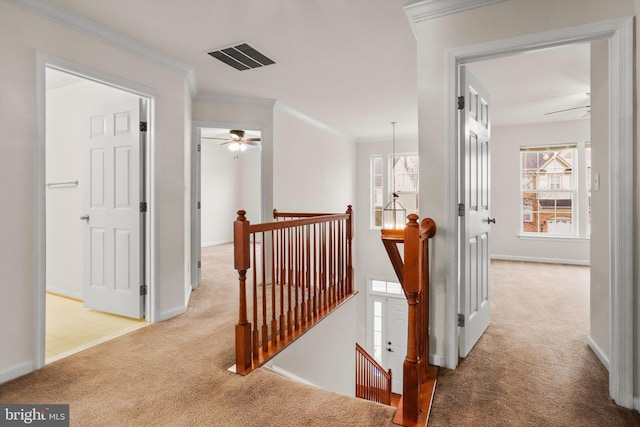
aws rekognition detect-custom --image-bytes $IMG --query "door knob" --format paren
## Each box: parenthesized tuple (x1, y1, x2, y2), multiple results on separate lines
(486, 217, 496, 224)
(80, 214, 90, 221)
(387, 348, 394, 352)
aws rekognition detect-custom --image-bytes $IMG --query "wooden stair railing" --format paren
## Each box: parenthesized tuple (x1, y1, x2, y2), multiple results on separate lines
(355, 343, 392, 405)
(381, 214, 437, 427)
(233, 206, 355, 375)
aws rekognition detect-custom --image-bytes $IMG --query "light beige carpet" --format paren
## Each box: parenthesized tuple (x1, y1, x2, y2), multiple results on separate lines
(0, 244, 396, 426)
(429, 260, 640, 427)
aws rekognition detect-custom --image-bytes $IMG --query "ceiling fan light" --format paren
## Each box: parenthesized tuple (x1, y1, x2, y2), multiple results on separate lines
(229, 142, 241, 152)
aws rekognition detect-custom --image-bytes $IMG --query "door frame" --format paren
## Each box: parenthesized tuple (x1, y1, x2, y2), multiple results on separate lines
(191, 120, 268, 290)
(35, 52, 157, 368)
(444, 17, 634, 408)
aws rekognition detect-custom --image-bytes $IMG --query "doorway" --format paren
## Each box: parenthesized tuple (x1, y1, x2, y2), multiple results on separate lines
(43, 66, 150, 363)
(192, 125, 263, 290)
(445, 18, 633, 407)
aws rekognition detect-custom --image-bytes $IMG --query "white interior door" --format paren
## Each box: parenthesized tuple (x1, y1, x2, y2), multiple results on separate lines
(459, 66, 492, 357)
(83, 99, 144, 319)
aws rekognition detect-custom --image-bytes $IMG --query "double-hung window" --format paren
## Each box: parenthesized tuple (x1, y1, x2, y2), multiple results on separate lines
(370, 153, 419, 228)
(520, 142, 590, 237)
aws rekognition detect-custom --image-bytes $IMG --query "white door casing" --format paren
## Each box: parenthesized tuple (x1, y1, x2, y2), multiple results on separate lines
(83, 99, 144, 319)
(458, 66, 491, 358)
(371, 294, 408, 395)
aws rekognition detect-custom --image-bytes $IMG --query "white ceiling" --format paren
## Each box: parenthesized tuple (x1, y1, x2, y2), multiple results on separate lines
(47, 0, 589, 140)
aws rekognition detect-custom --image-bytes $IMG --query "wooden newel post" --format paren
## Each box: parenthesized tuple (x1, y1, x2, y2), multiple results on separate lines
(234, 210, 252, 373)
(346, 205, 353, 294)
(403, 214, 421, 423)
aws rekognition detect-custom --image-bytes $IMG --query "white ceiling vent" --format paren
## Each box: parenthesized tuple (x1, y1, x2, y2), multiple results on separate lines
(207, 43, 275, 71)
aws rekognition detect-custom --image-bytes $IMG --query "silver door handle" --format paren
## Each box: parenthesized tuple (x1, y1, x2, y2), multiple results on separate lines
(486, 217, 496, 224)
(80, 214, 90, 221)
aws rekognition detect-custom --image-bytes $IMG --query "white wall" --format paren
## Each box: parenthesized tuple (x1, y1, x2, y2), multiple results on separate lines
(200, 141, 261, 245)
(490, 120, 590, 264)
(354, 138, 418, 348)
(411, 0, 636, 371)
(265, 296, 357, 397)
(273, 105, 356, 213)
(0, 1, 189, 382)
(46, 74, 139, 299)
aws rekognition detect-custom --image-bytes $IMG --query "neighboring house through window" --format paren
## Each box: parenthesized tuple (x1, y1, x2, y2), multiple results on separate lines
(520, 142, 591, 237)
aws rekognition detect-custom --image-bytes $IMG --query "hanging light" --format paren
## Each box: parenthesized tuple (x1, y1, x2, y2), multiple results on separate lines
(382, 121, 406, 230)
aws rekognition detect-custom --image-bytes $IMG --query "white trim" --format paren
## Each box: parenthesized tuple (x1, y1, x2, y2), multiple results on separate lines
(274, 101, 354, 141)
(490, 255, 590, 266)
(193, 92, 275, 108)
(429, 353, 446, 367)
(45, 287, 83, 301)
(201, 240, 234, 247)
(404, 0, 507, 36)
(158, 305, 187, 322)
(35, 52, 157, 371)
(263, 365, 320, 388)
(443, 17, 634, 408)
(8, 0, 197, 97)
(0, 361, 35, 385)
(587, 335, 610, 372)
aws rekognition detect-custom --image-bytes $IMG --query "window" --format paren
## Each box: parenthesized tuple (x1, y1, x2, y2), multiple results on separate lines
(520, 142, 590, 237)
(370, 153, 419, 228)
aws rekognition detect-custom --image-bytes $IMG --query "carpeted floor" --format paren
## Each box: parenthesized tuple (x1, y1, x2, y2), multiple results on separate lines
(0, 244, 396, 426)
(429, 260, 640, 427)
(2, 249, 639, 426)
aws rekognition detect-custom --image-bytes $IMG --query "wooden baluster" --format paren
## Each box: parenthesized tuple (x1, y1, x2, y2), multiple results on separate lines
(234, 210, 252, 373)
(287, 228, 293, 335)
(261, 232, 269, 354)
(403, 214, 421, 423)
(271, 230, 277, 347)
(294, 226, 299, 330)
(279, 228, 285, 341)
(252, 236, 259, 360)
(346, 205, 353, 295)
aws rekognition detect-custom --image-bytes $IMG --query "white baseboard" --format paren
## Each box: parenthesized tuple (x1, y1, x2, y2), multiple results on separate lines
(263, 364, 320, 388)
(491, 254, 590, 266)
(201, 240, 233, 247)
(158, 305, 187, 321)
(0, 361, 35, 385)
(587, 335, 610, 371)
(429, 353, 446, 367)
(634, 396, 640, 413)
(46, 287, 82, 300)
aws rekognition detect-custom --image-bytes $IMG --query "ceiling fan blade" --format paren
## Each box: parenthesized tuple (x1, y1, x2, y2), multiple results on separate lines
(246, 141, 261, 147)
(544, 105, 591, 115)
(245, 138, 261, 142)
(202, 136, 232, 141)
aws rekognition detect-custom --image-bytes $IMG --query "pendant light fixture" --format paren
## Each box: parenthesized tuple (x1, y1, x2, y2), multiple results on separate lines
(382, 122, 406, 230)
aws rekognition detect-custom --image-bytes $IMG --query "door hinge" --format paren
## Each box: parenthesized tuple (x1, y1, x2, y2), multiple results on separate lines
(140, 121, 147, 132)
(140, 202, 148, 213)
(140, 284, 147, 296)
(197, 201, 201, 209)
(458, 313, 465, 327)
(457, 96, 465, 110)
(198, 260, 201, 269)
(197, 143, 201, 152)
(458, 203, 465, 217)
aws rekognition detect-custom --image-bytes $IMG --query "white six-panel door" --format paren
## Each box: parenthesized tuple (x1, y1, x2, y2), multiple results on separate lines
(459, 66, 492, 357)
(83, 99, 144, 319)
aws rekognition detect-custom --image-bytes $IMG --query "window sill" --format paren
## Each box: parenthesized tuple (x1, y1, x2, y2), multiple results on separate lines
(518, 234, 590, 243)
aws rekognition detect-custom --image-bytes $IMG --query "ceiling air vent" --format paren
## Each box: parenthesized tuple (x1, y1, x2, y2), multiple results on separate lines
(207, 43, 275, 71)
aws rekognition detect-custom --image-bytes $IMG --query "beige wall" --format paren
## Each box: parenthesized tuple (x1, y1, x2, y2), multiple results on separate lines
(411, 0, 636, 382)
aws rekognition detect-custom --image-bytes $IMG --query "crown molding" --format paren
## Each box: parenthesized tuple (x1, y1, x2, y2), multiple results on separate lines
(274, 102, 354, 142)
(194, 92, 276, 108)
(404, 0, 507, 35)
(7, 0, 198, 97)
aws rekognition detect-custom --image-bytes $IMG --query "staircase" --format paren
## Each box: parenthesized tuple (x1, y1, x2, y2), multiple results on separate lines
(355, 343, 392, 405)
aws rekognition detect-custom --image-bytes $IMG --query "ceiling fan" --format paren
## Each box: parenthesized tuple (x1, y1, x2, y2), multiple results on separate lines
(202, 129, 261, 151)
(544, 92, 591, 117)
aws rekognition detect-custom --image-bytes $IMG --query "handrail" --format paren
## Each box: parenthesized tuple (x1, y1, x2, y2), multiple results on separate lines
(234, 205, 354, 375)
(355, 343, 392, 405)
